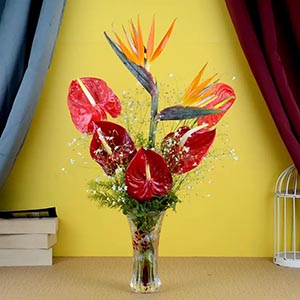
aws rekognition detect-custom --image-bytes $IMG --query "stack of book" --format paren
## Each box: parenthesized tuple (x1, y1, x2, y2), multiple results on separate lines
(0, 207, 58, 266)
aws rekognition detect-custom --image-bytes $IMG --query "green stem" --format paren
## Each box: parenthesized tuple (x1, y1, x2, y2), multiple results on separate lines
(148, 84, 159, 149)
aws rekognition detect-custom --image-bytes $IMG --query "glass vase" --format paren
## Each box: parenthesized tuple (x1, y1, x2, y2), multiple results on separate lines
(127, 211, 165, 293)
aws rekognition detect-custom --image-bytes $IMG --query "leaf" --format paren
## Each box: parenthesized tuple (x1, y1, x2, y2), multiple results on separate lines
(156, 106, 222, 121)
(104, 32, 155, 94)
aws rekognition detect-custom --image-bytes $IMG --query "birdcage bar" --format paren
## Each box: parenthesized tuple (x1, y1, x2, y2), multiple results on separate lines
(274, 165, 300, 268)
(283, 195, 287, 258)
(292, 196, 296, 258)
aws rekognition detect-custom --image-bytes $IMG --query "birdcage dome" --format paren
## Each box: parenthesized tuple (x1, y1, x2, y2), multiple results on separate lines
(274, 165, 300, 267)
(275, 165, 299, 199)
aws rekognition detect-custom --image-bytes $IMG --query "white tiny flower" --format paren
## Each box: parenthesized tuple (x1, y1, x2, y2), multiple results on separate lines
(94, 149, 102, 155)
(183, 146, 190, 153)
(81, 133, 88, 140)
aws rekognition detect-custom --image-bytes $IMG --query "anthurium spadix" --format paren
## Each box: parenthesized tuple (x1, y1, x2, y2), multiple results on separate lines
(67, 78, 121, 133)
(90, 121, 137, 176)
(125, 148, 173, 202)
(161, 126, 216, 174)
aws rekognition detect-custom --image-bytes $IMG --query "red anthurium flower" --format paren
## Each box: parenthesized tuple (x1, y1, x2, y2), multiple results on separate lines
(196, 83, 236, 127)
(161, 125, 216, 174)
(90, 121, 137, 176)
(67, 77, 121, 133)
(125, 148, 173, 202)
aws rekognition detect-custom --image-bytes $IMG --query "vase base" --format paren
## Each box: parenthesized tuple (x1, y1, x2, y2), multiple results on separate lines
(130, 279, 161, 293)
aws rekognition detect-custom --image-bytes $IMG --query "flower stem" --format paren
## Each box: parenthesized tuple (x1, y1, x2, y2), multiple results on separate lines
(148, 84, 159, 148)
(143, 261, 149, 286)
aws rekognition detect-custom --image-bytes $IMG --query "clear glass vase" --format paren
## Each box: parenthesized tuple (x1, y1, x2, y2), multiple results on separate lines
(127, 211, 165, 293)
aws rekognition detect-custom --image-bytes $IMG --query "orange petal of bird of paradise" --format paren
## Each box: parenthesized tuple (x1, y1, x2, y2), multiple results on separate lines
(183, 64, 218, 106)
(111, 17, 176, 68)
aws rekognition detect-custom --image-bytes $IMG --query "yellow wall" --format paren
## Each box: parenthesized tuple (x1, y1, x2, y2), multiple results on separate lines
(0, 0, 292, 257)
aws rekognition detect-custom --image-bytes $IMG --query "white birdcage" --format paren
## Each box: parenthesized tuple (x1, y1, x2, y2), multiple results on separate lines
(274, 165, 300, 267)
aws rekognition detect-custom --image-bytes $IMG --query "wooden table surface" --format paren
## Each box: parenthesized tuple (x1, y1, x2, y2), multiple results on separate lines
(1, 257, 300, 300)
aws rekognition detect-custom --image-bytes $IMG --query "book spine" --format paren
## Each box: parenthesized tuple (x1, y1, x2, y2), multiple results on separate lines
(0, 234, 57, 249)
(0, 248, 53, 266)
(0, 218, 58, 234)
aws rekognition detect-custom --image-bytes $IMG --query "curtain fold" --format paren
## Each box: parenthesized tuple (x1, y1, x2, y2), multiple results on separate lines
(0, 0, 66, 190)
(0, 1, 35, 137)
(225, 0, 300, 172)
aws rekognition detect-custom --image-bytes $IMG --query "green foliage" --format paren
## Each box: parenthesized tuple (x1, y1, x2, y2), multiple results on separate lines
(88, 171, 181, 217)
(133, 131, 148, 149)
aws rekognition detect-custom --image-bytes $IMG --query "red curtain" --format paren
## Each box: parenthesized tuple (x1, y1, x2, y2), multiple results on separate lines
(225, 0, 300, 172)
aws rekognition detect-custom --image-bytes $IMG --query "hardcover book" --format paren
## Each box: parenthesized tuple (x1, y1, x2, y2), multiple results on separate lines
(0, 217, 58, 234)
(0, 233, 57, 249)
(0, 248, 53, 266)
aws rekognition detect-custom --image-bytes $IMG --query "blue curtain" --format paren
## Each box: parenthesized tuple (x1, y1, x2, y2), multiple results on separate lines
(0, 0, 66, 190)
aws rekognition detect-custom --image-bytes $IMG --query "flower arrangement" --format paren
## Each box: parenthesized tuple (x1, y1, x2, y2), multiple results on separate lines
(67, 17, 236, 293)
